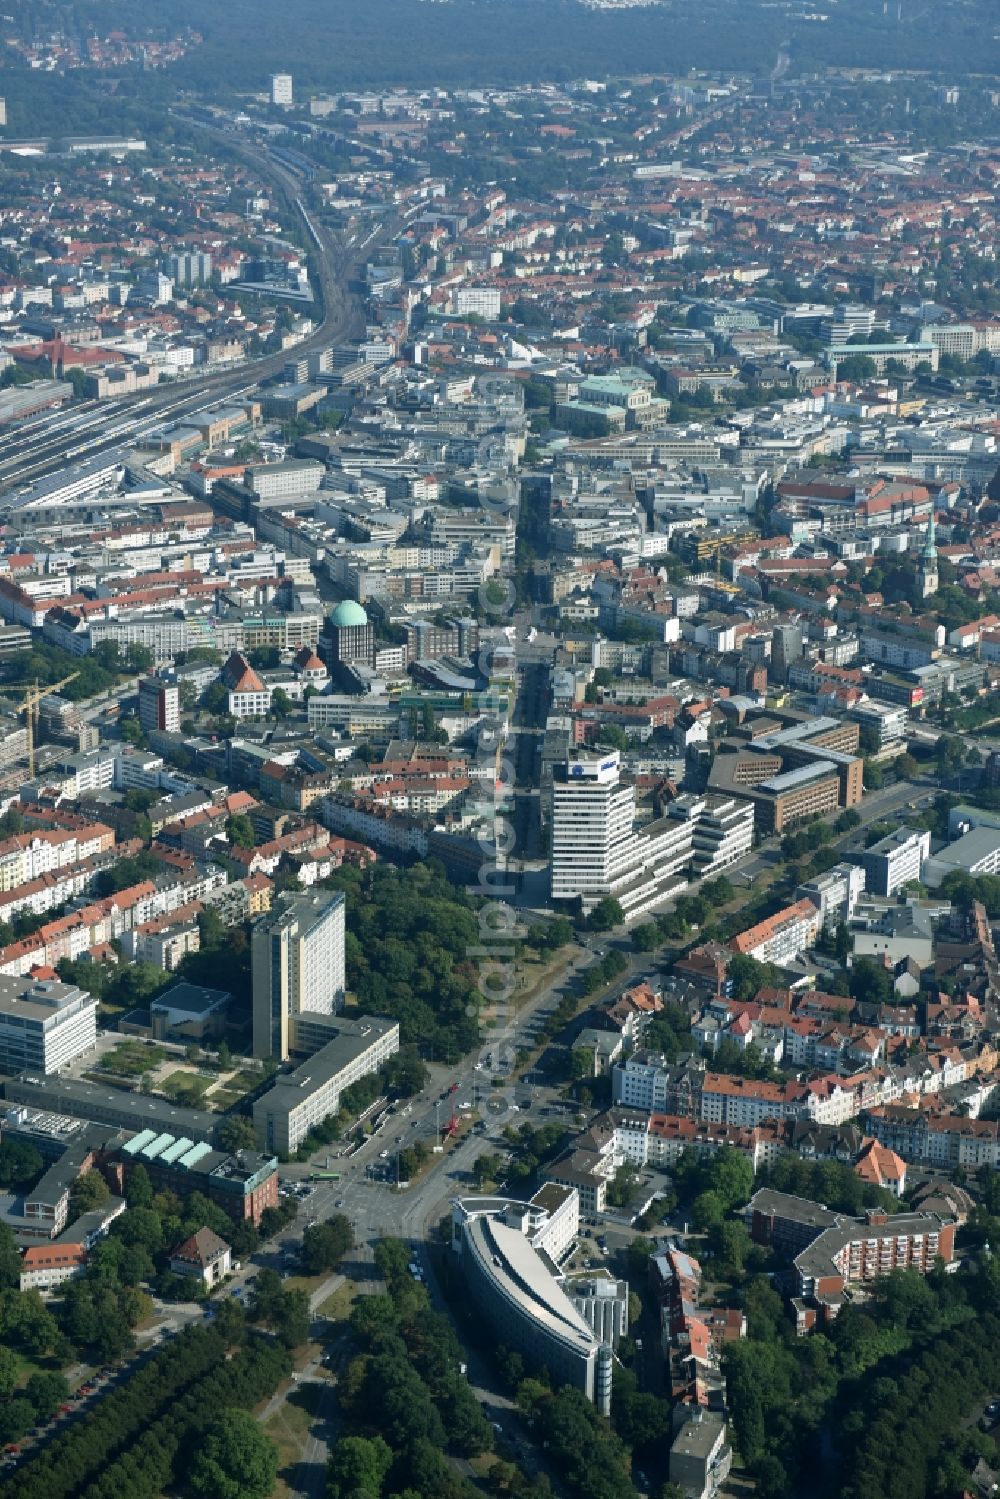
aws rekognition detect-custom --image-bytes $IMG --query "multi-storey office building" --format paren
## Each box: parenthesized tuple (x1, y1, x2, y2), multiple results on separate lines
(252, 1015, 399, 1153)
(251, 890, 346, 1061)
(0, 975, 97, 1075)
(452, 1188, 612, 1412)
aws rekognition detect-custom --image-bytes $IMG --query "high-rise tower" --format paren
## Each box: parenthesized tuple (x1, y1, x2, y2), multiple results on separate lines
(252, 890, 345, 1060)
(918, 508, 938, 599)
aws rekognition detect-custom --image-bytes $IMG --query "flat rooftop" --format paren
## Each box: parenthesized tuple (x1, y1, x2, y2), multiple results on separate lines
(5, 1073, 218, 1140)
(151, 983, 231, 1016)
(260, 1015, 398, 1108)
(759, 760, 837, 793)
(0, 975, 94, 1024)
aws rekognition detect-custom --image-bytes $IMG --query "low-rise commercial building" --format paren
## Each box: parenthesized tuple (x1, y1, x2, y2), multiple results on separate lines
(924, 825, 1000, 889)
(252, 1014, 399, 1153)
(4, 1073, 220, 1143)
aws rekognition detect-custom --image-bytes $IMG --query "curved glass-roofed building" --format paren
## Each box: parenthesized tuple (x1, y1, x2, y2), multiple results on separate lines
(453, 1191, 612, 1412)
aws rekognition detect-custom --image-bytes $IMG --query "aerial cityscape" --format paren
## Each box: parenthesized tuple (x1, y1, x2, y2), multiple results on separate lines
(0, 2, 997, 1497)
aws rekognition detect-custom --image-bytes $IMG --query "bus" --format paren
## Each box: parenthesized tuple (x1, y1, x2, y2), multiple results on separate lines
(310, 1170, 341, 1182)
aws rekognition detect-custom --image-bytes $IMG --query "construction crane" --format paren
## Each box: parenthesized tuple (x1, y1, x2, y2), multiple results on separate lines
(4, 673, 80, 778)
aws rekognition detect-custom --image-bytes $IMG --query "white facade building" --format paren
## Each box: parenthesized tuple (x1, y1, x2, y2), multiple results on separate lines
(612, 1053, 673, 1113)
(0, 975, 98, 1074)
(550, 752, 691, 919)
(670, 793, 754, 874)
(271, 73, 293, 106)
(862, 829, 931, 898)
(251, 889, 346, 1060)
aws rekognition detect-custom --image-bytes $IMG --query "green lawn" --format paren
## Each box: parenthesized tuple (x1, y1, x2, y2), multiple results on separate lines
(317, 1280, 358, 1321)
(283, 1271, 331, 1296)
(159, 1069, 212, 1102)
(228, 1069, 263, 1094)
(100, 1042, 167, 1076)
(262, 1392, 314, 1499)
(208, 1087, 244, 1110)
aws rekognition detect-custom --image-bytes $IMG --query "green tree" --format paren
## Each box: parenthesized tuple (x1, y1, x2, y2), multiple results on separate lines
(587, 897, 624, 931)
(473, 1152, 502, 1189)
(727, 953, 777, 1002)
(120, 718, 146, 747)
(187, 1409, 279, 1499)
(691, 1190, 726, 1232)
(301, 1216, 354, 1274)
(0, 1345, 18, 1398)
(864, 757, 885, 791)
(270, 687, 292, 720)
(708, 1147, 754, 1210)
(836, 354, 877, 382)
(849, 957, 893, 1007)
(219, 1115, 257, 1153)
(201, 681, 229, 715)
(225, 814, 256, 848)
(7, 1290, 60, 1356)
(0, 1139, 43, 1188)
(69, 1168, 110, 1215)
(276, 1288, 311, 1349)
(327, 1434, 393, 1498)
(24, 1370, 68, 1422)
(631, 922, 659, 952)
(0, 1397, 34, 1446)
(125, 1162, 154, 1208)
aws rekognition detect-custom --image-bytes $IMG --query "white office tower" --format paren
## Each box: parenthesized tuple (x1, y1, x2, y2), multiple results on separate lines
(252, 890, 345, 1060)
(550, 753, 692, 922)
(271, 73, 293, 106)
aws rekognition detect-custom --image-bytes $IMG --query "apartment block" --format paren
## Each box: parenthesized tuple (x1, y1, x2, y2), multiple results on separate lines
(730, 898, 822, 966)
(861, 828, 931, 898)
(138, 677, 180, 735)
(748, 1188, 955, 1312)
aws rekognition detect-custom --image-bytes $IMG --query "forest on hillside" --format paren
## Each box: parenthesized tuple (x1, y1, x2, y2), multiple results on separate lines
(0, 0, 996, 116)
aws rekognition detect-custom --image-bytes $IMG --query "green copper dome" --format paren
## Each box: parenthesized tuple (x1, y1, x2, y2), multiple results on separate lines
(330, 600, 369, 628)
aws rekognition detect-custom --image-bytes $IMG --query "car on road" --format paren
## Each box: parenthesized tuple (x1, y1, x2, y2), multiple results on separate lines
(987, 1399, 1000, 1419)
(335, 1198, 344, 1208)
(379, 1149, 389, 1158)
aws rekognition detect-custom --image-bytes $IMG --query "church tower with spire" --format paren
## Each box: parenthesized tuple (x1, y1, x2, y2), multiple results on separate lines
(919, 508, 939, 599)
